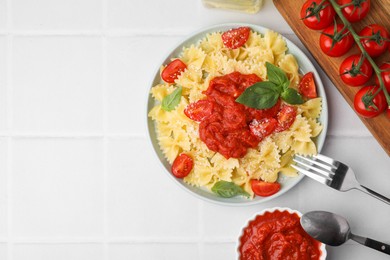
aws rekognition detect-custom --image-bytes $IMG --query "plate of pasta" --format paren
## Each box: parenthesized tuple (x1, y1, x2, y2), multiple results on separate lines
(147, 23, 328, 205)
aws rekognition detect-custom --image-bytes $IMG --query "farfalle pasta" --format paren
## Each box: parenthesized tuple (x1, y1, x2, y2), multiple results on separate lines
(148, 27, 323, 198)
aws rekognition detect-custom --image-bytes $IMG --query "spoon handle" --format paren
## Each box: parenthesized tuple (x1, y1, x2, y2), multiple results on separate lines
(351, 234, 390, 255)
(357, 185, 390, 205)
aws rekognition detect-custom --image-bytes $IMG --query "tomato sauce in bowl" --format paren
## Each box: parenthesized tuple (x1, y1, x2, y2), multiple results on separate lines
(238, 208, 325, 260)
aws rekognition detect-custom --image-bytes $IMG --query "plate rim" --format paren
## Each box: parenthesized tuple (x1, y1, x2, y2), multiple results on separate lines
(145, 22, 328, 206)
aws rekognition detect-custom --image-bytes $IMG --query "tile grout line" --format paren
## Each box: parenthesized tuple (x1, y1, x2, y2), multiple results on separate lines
(198, 201, 204, 260)
(102, 0, 109, 258)
(6, 0, 13, 258)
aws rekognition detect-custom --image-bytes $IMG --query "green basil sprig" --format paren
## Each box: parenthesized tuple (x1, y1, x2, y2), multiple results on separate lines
(161, 86, 182, 111)
(236, 62, 304, 109)
(211, 181, 250, 198)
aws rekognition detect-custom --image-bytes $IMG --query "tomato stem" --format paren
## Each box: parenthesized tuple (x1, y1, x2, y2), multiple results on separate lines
(328, 0, 390, 109)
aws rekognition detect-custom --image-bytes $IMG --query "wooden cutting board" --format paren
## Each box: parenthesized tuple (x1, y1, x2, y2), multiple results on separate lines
(273, 0, 390, 156)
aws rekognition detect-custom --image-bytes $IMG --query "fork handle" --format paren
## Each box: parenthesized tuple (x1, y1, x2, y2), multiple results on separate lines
(358, 185, 390, 205)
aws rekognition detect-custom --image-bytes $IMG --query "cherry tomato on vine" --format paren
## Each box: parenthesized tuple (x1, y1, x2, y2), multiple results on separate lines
(354, 86, 387, 118)
(299, 72, 317, 98)
(171, 153, 194, 178)
(337, 0, 370, 23)
(320, 24, 354, 57)
(375, 63, 390, 93)
(300, 0, 335, 30)
(339, 54, 373, 87)
(221, 27, 250, 49)
(251, 180, 281, 197)
(161, 59, 187, 83)
(359, 24, 390, 58)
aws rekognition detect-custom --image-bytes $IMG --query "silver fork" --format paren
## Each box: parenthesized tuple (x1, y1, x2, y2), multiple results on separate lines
(292, 154, 390, 205)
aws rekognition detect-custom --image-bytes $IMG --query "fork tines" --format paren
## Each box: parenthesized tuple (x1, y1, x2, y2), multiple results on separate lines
(292, 154, 338, 185)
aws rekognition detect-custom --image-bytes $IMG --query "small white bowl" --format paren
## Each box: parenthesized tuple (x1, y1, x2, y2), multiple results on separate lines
(237, 207, 327, 260)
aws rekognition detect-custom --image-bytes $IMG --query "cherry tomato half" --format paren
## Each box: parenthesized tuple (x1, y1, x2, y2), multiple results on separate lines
(171, 153, 194, 178)
(359, 24, 390, 58)
(320, 24, 354, 57)
(249, 118, 277, 139)
(354, 86, 387, 118)
(251, 180, 281, 197)
(375, 63, 390, 93)
(387, 108, 390, 119)
(339, 54, 373, 87)
(337, 0, 370, 23)
(275, 105, 297, 132)
(184, 100, 214, 122)
(161, 59, 187, 83)
(299, 72, 317, 98)
(221, 27, 250, 49)
(300, 0, 335, 30)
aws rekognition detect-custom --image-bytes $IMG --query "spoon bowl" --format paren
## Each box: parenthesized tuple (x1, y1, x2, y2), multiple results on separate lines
(301, 210, 390, 255)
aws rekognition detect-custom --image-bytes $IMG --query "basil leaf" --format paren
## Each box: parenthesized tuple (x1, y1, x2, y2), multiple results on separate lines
(236, 81, 280, 109)
(266, 62, 289, 87)
(281, 88, 304, 105)
(161, 86, 182, 111)
(211, 181, 250, 198)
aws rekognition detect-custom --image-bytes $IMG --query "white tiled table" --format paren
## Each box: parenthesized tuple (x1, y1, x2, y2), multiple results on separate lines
(0, 0, 389, 259)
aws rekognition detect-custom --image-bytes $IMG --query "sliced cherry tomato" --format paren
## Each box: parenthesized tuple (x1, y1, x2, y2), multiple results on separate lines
(249, 118, 277, 139)
(184, 100, 214, 122)
(339, 54, 373, 87)
(359, 24, 390, 58)
(387, 108, 390, 119)
(337, 0, 370, 22)
(222, 27, 250, 49)
(375, 63, 390, 93)
(354, 86, 387, 118)
(275, 105, 297, 132)
(320, 24, 354, 57)
(161, 59, 187, 83)
(299, 72, 317, 98)
(246, 99, 281, 121)
(251, 180, 281, 197)
(300, 0, 335, 30)
(171, 153, 194, 178)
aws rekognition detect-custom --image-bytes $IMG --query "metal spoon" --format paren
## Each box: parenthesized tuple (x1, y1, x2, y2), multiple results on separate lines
(301, 211, 390, 255)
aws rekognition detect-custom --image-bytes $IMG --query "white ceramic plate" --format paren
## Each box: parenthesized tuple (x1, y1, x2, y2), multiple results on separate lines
(236, 207, 327, 259)
(146, 23, 328, 206)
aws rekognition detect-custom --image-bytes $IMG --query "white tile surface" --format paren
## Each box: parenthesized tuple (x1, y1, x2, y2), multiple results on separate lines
(106, 36, 181, 135)
(12, 0, 102, 30)
(202, 243, 235, 260)
(0, 138, 7, 237)
(0, 37, 6, 132)
(0, 0, 6, 30)
(107, 138, 200, 237)
(108, 244, 199, 260)
(107, 0, 292, 34)
(12, 37, 103, 133)
(13, 244, 104, 260)
(0, 243, 7, 260)
(12, 138, 104, 237)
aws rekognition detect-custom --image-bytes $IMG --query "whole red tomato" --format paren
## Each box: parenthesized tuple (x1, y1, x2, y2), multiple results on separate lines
(354, 86, 387, 118)
(337, 0, 370, 22)
(359, 24, 390, 57)
(300, 0, 335, 30)
(339, 54, 373, 87)
(320, 24, 354, 57)
(375, 63, 390, 93)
